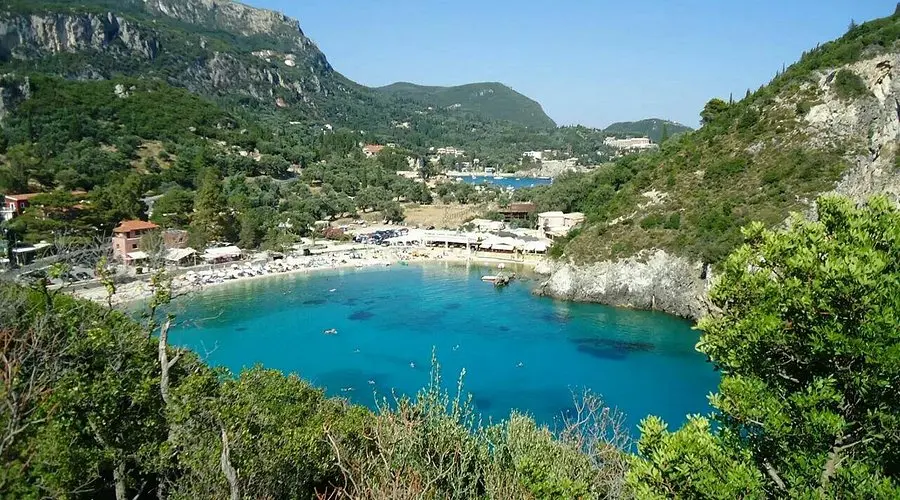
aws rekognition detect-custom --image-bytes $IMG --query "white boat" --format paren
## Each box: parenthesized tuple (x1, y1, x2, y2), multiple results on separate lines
(481, 275, 501, 283)
(493, 176, 504, 180)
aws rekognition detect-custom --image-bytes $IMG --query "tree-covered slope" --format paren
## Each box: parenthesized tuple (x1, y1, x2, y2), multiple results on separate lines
(602, 118, 692, 143)
(376, 81, 557, 129)
(538, 10, 900, 265)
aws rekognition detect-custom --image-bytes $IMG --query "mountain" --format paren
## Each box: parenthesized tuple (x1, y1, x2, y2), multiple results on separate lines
(536, 10, 900, 318)
(375, 82, 557, 129)
(0, 0, 556, 136)
(602, 118, 692, 143)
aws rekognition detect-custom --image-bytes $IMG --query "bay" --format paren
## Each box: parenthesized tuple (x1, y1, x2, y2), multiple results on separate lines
(167, 262, 719, 432)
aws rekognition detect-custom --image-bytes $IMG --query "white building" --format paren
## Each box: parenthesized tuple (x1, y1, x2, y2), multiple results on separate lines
(436, 146, 466, 156)
(523, 151, 544, 161)
(538, 211, 586, 238)
(603, 137, 656, 150)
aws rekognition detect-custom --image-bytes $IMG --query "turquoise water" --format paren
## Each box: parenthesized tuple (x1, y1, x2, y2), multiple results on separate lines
(167, 263, 718, 432)
(455, 176, 553, 189)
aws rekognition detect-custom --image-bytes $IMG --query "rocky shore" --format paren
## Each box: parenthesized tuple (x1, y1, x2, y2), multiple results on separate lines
(533, 249, 712, 321)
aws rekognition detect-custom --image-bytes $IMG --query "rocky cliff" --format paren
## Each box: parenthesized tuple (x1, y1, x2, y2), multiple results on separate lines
(534, 251, 711, 320)
(540, 51, 900, 320)
(0, 0, 347, 115)
(802, 54, 900, 203)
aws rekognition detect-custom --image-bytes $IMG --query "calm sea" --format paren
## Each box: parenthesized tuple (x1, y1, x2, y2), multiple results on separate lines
(166, 262, 719, 433)
(455, 176, 552, 189)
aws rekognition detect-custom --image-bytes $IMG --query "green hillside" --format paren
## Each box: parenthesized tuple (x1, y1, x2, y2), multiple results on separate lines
(376, 81, 557, 129)
(531, 11, 900, 265)
(603, 118, 692, 143)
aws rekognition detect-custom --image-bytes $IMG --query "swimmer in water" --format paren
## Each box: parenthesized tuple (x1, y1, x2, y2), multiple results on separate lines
(517, 361, 525, 368)
(410, 362, 416, 369)
(354, 348, 361, 353)
(368, 379, 376, 385)
(452, 344, 460, 351)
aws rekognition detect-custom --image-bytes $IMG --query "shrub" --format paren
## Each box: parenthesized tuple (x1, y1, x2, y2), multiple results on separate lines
(833, 69, 869, 100)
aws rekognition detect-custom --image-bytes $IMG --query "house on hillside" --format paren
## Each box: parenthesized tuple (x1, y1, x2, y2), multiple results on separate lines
(538, 211, 585, 238)
(362, 144, 385, 158)
(2, 191, 88, 221)
(112, 220, 160, 265)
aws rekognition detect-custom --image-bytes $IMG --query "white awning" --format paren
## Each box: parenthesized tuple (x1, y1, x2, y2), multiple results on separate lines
(127, 251, 149, 260)
(203, 246, 242, 261)
(166, 248, 197, 262)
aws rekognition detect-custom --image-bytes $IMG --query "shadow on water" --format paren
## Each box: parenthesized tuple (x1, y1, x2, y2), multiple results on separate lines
(543, 311, 570, 324)
(444, 302, 462, 310)
(348, 310, 375, 321)
(498, 325, 510, 332)
(302, 298, 327, 306)
(572, 337, 656, 361)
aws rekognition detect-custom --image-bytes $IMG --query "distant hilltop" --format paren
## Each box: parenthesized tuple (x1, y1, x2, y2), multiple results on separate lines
(375, 82, 557, 129)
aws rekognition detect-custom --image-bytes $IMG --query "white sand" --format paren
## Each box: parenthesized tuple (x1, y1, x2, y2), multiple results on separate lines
(71, 246, 540, 305)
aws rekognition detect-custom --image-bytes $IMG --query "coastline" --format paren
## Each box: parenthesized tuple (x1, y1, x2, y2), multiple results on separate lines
(71, 246, 541, 306)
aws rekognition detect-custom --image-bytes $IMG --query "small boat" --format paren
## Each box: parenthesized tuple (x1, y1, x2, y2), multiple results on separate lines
(493, 176, 504, 180)
(481, 275, 501, 283)
(323, 328, 338, 335)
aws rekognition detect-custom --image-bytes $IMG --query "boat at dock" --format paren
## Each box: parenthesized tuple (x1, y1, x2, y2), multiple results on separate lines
(481, 274, 514, 287)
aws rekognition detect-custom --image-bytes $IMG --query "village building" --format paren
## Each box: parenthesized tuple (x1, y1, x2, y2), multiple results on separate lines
(498, 202, 537, 221)
(603, 136, 657, 151)
(112, 220, 160, 265)
(538, 211, 586, 238)
(362, 144, 385, 158)
(1, 190, 87, 221)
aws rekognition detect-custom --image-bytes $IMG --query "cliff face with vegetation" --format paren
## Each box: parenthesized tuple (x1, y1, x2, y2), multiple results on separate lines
(537, 15, 900, 319)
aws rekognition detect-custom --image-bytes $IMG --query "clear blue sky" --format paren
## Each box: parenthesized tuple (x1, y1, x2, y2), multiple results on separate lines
(248, 0, 892, 128)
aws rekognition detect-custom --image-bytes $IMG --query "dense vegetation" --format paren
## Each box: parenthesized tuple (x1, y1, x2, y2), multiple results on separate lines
(375, 82, 557, 129)
(2, 194, 898, 499)
(526, 10, 900, 265)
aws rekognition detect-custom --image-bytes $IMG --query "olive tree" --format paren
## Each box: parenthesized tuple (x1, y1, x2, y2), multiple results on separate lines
(630, 196, 900, 498)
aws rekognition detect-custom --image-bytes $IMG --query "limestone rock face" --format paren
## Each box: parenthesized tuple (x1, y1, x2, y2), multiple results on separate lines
(0, 1, 340, 111)
(0, 13, 160, 60)
(804, 54, 900, 203)
(0, 74, 31, 122)
(534, 250, 712, 320)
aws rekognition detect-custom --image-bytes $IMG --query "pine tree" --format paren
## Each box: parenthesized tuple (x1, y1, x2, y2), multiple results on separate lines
(191, 168, 234, 245)
(660, 123, 670, 143)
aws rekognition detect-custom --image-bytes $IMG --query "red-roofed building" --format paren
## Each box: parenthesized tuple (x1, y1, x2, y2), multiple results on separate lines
(112, 220, 160, 265)
(362, 144, 385, 158)
(2, 191, 88, 221)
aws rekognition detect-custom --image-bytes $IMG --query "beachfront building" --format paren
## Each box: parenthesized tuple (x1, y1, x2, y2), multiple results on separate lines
(498, 202, 537, 222)
(112, 220, 160, 265)
(202, 245, 243, 264)
(538, 211, 586, 238)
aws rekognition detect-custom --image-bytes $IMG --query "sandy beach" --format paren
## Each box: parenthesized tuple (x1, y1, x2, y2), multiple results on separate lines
(71, 245, 542, 305)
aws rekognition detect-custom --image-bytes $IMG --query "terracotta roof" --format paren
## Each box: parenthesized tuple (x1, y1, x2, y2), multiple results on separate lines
(5, 190, 89, 202)
(500, 202, 537, 213)
(4, 193, 44, 201)
(363, 144, 385, 154)
(113, 220, 159, 233)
